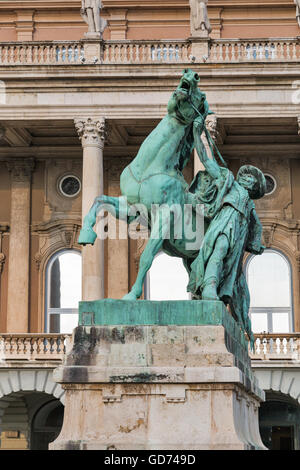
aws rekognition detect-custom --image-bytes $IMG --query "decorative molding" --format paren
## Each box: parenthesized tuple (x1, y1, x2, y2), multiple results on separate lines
(32, 219, 81, 271)
(0, 369, 64, 404)
(74, 117, 106, 149)
(14, 9, 35, 41)
(43, 159, 82, 222)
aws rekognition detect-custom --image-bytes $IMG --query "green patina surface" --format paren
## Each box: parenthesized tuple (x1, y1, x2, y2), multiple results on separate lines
(78, 69, 266, 347)
(78, 298, 250, 359)
(79, 299, 227, 326)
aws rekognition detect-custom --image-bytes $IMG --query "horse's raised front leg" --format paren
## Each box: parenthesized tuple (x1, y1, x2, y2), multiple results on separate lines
(123, 206, 172, 300)
(78, 195, 131, 246)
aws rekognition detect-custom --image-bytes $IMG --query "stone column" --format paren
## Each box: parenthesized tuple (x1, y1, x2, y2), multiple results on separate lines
(6, 158, 34, 333)
(74, 117, 106, 301)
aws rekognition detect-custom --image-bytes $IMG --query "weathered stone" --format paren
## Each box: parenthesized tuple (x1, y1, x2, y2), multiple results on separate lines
(50, 301, 266, 450)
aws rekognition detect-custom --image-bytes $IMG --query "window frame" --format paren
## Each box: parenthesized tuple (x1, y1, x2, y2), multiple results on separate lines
(245, 249, 294, 333)
(45, 249, 82, 333)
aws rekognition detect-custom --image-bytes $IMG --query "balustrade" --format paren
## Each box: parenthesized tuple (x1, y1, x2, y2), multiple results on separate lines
(209, 39, 300, 63)
(0, 334, 72, 361)
(0, 39, 298, 65)
(102, 40, 190, 64)
(251, 333, 300, 360)
(0, 42, 84, 65)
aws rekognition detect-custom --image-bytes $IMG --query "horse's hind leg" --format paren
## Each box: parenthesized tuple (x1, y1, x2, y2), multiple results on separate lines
(123, 206, 172, 300)
(78, 195, 130, 245)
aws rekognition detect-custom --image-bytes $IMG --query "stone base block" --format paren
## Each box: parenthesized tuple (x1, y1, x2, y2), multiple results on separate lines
(50, 300, 266, 450)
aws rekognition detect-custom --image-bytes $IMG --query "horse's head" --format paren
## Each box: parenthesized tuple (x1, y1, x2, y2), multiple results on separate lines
(168, 69, 210, 125)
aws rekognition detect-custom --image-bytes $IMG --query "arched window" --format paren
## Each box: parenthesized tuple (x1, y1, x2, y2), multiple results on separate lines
(146, 252, 190, 300)
(246, 250, 293, 333)
(45, 250, 82, 333)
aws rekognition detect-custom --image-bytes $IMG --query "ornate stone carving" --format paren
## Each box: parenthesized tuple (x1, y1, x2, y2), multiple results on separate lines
(6, 158, 35, 182)
(43, 159, 82, 222)
(80, 0, 107, 37)
(74, 117, 106, 148)
(189, 0, 212, 38)
(263, 224, 276, 248)
(33, 221, 81, 271)
(205, 115, 218, 142)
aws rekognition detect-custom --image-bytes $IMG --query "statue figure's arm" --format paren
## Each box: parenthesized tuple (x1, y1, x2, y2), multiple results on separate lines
(193, 117, 221, 180)
(246, 208, 265, 255)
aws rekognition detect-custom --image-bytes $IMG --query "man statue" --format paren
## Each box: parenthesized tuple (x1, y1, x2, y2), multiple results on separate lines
(81, 0, 107, 37)
(295, 0, 300, 27)
(189, 0, 212, 37)
(188, 116, 266, 344)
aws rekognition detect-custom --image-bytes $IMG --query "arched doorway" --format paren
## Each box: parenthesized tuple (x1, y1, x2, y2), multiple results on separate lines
(259, 392, 300, 450)
(0, 391, 64, 450)
(30, 399, 64, 450)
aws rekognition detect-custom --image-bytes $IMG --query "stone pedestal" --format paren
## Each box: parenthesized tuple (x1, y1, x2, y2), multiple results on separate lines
(50, 300, 266, 450)
(190, 38, 210, 62)
(83, 39, 103, 63)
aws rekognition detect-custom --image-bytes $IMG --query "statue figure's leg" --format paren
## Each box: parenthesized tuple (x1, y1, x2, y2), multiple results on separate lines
(93, 6, 101, 32)
(78, 195, 131, 245)
(86, 8, 96, 32)
(123, 206, 172, 300)
(201, 234, 229, 301)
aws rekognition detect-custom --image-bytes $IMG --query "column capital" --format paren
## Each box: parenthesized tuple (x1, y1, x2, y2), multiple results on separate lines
(6, 158, 35, 182)
(74, 117, 106, 149)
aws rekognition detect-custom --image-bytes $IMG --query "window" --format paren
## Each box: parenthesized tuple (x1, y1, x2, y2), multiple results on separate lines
(246, 250, 293, 333)
(146, 252, 190, 300)
(45, 250, 82, 333)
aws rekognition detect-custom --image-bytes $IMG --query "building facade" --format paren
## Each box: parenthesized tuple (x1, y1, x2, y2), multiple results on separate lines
(0, 0, 300, 450)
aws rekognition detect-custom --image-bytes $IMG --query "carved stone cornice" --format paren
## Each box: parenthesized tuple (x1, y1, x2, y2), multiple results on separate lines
(74, 117, 106, 149)
(6, 158, 35, 183)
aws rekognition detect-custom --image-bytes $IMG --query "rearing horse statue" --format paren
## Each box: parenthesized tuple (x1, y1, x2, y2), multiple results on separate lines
(78, 69, 212, 300)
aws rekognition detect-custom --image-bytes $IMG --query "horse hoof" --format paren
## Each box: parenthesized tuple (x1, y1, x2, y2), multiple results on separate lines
(78, 228, 97, 245)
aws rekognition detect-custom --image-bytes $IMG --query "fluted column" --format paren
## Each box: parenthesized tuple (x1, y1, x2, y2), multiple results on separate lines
(74, 117, 106, 301)
(6, 158, 34, 332)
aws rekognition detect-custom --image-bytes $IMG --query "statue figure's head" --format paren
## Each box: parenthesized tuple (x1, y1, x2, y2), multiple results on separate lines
(169, 68, 211, 125)
(237, 165, 266, 200)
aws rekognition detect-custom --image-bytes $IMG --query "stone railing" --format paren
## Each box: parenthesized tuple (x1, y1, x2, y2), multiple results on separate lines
(0, 334, 72, 361)
(102, 40, 191, 64)
(209, 38, 300, 63)
(0, 38, 299, 66)
(250, 333, 300, 361)
(0, 41, 85, 65)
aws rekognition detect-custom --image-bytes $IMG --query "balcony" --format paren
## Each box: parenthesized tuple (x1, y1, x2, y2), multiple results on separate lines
(250, 333, 300, 362)
(0, 38, 299, 66)
(0, 334, 72, 365)
(0, 332, 299, 364)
